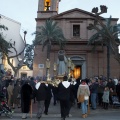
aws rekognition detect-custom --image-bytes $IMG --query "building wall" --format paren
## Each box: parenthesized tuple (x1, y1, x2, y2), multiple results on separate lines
(0, 14, 25, 75)
(33, 1, 120, 79)
(34, 40, 120, 78)
(19, 65, 33, 78)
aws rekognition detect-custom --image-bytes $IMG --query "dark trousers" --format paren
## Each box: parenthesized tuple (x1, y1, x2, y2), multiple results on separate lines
(109, 95, 113, 105)
(103, 102, 108, 109)
(60, 100, 70, 118)
(118, 95, 120, 102)
(98, 93, 103, 106)
(44, 99, 51, 114)
(53, 94, 57, 105)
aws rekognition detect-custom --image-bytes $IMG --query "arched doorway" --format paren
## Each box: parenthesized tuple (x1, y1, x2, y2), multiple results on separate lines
(73, 65, 81, 79)
(21, 72, 27, 78)
(70, 56, 86, 79)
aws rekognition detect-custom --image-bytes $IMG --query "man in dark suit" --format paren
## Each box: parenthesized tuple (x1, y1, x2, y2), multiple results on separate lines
(57, 76, 72, 120)
(35, 78, 47, 119)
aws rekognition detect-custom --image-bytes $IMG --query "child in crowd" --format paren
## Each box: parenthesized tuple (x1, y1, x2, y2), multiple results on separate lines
(102, 86, 109, 109)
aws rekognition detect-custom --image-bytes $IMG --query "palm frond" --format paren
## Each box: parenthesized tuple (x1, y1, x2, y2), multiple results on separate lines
(33, 19, 67, 52)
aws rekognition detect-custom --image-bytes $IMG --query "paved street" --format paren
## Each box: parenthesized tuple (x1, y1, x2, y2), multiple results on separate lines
(0, 99, 120, 120)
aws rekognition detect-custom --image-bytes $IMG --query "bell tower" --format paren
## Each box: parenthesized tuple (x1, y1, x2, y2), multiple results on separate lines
(37, 0, 61, 18)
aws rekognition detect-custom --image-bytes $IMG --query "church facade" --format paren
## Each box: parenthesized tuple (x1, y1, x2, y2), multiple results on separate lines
(33, 0, 120, 79)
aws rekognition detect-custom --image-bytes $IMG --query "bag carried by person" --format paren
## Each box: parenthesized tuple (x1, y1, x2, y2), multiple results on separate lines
(78, 94, 84, 103)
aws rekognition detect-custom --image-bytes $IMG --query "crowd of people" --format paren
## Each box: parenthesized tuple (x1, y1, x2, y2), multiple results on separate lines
(0, 75, 120, 120)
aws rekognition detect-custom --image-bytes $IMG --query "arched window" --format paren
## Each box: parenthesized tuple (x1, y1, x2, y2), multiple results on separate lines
(44, 0, 51, 11)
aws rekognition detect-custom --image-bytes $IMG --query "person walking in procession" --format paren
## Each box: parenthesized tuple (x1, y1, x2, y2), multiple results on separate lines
(21, 80, 33, 119)
(44, 81, 53, 115)
(35, 78, 47, 119)
(57, 76, 72, 120)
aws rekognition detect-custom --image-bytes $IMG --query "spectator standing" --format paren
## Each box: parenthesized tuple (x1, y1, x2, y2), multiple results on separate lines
(7, 81, 14, 108)
(106, 78, 115, 105)
(77, 79, 90, 118)
(12, 81, 21, 109)
(102, 86, 109, 109)
(89, 78, 98, 110)
(116, 79, 120, 102)
(97, 78, 105, 106)
(113, 76, 118, 86)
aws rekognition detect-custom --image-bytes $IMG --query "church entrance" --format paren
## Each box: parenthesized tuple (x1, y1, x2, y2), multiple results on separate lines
(74, 65, 81, 79)
(21, 73, 27, 78)
(70, 56, 86, 79)
(71, 65, 81, 79)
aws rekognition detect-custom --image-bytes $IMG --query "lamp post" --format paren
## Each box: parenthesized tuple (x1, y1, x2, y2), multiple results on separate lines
(46, 59, 51, 81)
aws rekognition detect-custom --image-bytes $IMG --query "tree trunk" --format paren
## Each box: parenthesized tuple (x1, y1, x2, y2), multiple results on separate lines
(14, 70, 18, 77)
(47, 44, 51, 59)
(107, 44, 110, 81)
(46, 44, 51, 77)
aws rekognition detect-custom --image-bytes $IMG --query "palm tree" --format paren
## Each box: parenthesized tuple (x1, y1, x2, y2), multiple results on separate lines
(33, 19, 67, 60)
(88, 16, 120, 61)
(87, 6, 120, 80)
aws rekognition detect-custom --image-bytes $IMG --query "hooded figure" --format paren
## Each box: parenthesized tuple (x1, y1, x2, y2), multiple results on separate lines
(21, 81, 33, 119)
(57, 76, 72, 120)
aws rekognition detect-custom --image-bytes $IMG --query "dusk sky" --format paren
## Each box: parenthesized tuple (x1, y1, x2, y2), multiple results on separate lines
(0, 0, 120, 50)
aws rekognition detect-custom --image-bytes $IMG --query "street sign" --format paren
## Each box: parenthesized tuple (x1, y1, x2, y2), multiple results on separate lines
(38, 64, 44, 68)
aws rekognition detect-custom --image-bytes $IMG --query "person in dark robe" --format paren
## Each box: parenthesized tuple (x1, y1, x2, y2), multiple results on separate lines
(21, 80, 33, 119)
(29, 77, 36, 103)
(44, 81, 52, 115)
(52, 85, 58, 105)
(57, 76, 72, 120)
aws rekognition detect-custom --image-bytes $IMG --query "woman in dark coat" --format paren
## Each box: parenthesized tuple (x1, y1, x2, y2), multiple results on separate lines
(21, 81, 33, 119)
(12, 81, 21, 108)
